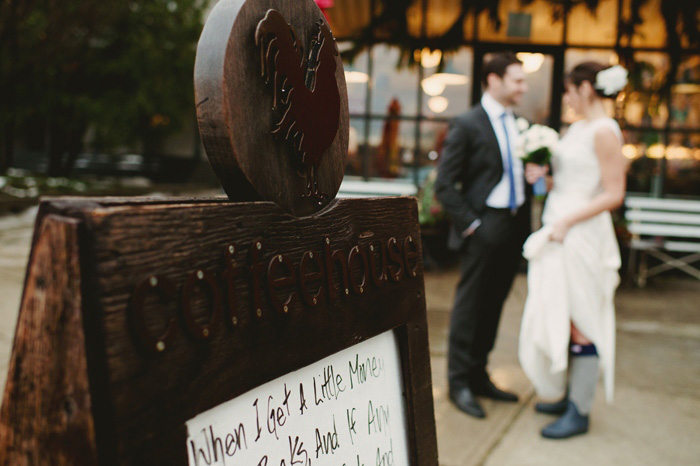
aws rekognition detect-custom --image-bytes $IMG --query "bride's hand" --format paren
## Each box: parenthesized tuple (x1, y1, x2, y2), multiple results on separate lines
(525, 163, 549, 184)
(549, 220, 571, 243)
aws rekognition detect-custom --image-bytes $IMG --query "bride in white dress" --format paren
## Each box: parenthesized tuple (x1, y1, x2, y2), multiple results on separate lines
(519, 62, 628, 439)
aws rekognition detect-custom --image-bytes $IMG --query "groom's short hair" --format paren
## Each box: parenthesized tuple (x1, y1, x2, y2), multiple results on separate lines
(482, 52, 522, 88)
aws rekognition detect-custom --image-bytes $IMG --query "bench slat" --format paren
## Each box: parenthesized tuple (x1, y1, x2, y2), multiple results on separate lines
(626, 210, 700, 225)
(628, 223, 700, 238)
(625, 197, 700, 213)
(338, 179, 418, 197)
(337, 192, 376, 199)
(630, 239, 700, 253)
(625, 196, 700, 284)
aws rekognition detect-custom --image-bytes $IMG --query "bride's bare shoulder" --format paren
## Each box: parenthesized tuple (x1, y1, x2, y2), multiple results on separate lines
(592, 118, 623, 143)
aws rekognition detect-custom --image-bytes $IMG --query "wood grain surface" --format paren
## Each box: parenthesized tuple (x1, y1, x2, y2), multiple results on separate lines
(1, 197, 437, 465)
(0, 215, 98, 465)
(195, 0, 349, 217)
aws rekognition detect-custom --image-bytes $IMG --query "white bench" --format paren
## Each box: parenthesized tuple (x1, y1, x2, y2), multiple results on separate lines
(337, 177, 418, 198)
(625, 196, 700, 286)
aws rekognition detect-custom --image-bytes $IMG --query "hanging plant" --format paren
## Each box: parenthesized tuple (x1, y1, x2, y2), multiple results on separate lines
(342, 0, 606, 68)
(343, 0, 502, 70)
(531, 0, 699, 96)
(522, 0, 599, 22)
(618, 0, 700, 94)
(342, 0, 699, 91)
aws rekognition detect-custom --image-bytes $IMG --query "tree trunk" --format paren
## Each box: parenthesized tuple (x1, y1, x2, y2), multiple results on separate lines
(1, 123, 14, 171)
(47, 125, 64, 177)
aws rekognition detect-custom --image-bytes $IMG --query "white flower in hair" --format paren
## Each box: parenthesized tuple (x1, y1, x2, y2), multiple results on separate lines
(595, 65, 628, 96)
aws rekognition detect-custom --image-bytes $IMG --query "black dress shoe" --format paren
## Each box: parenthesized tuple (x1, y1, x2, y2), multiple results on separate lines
(470, 378, 518, 402)
(535, 397, 568, 415)
(541, 401, 589, 439)
(449, 387, 486, 418)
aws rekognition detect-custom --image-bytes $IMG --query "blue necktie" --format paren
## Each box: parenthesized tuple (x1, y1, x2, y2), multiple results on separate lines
(500, 113, 517, 213)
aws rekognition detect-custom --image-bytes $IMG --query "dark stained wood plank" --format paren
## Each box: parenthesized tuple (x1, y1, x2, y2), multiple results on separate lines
(1, 197, 438, 465)
(83, 197, 431, 464)
(0, 215, 98, 465)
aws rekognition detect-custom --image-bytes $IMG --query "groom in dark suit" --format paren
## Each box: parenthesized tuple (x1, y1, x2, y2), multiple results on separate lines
(435, 52, 532, 418)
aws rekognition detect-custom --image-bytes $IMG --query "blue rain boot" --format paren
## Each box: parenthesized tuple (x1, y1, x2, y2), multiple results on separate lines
(541, 343, 598, 439)
(535, 395, 569, 415)
(541, 400, 589, 439)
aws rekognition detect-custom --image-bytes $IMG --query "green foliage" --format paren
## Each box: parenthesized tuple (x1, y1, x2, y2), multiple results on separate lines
(619, 0, 700, 94)
(417, 168, 446, 226)
(87, 1, 209, 152)
(0, 0, 210, 173)
(0, 170, 87, 198)
(520, 147, 552, 166)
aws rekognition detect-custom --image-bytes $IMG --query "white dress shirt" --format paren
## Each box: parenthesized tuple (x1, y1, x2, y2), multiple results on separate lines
(481, 92, 526, 209)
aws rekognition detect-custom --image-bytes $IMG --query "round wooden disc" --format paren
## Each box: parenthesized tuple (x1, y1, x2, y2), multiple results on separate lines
(194, 0, 349, 217)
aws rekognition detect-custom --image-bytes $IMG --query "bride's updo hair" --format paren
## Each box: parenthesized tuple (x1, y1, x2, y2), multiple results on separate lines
(566, 62, 617, 99)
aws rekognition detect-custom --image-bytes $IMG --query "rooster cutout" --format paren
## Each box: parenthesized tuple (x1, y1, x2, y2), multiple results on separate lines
(255, 9, 341, 201)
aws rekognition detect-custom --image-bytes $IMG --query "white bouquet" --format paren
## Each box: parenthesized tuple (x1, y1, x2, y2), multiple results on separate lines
(515, 124, 559, 196)
(515, 124, 559, 165)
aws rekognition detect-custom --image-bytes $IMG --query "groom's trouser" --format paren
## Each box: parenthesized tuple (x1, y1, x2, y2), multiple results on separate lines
(448, 205, 529, 390)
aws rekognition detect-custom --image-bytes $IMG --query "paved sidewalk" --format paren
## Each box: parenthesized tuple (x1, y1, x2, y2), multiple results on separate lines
(0, 207, 36, 390)
(1, 207, 699, 464)
(425, 267, 700, 466)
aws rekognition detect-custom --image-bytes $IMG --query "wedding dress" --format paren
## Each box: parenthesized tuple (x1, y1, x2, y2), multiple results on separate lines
(519, 117, 623, 402)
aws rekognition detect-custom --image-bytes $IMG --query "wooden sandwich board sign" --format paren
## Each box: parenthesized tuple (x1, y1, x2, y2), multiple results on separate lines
(0, 0, 438, 465)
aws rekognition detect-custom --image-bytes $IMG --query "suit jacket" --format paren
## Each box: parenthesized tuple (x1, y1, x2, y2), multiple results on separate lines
(435, 104, 531, 251)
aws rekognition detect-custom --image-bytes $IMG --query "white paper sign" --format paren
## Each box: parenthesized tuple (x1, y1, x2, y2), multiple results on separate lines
(186, 331, 410, 465)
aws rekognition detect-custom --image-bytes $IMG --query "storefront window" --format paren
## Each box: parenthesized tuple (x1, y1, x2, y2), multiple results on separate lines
(622, 54, 700, 196)
(562, 50, 619, 124)
(347, 118, 366, 176)
(665, 132, 700, 197)
(567, 0, 618, 46)
(564, 49, 619, 72)
(333, 0, 698, 199)
(515, 52, 554, 125)
(621, 0, 667, 49)
(371, 45, 420, 117)
(622, 52, 670, 129)
(477, 0, 564, 44)
(624, 130, 700, 197)
(419, 121, 449, 175)
(623, 129, 663, 194)
(340, 42, 370, 116)
(325, 0, 372, 39)
(403, 0, 476, 39)
(670, 55, 700, 129)
(421, 48, 473, 118)
(366, 119, 416, 179)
